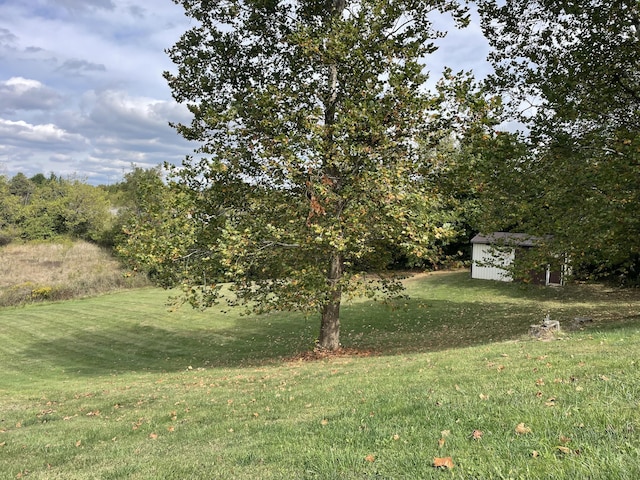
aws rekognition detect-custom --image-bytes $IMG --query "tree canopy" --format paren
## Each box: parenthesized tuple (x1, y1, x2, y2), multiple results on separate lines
(154, 0, 476, 349)
(477, 0, 640, 281)
(0, 173, 111, 244)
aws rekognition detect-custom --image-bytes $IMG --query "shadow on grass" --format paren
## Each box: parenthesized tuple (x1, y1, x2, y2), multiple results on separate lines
(15, 316, 315, 376)
(16, 300, 550, 376)
(13, 271, 640, 376)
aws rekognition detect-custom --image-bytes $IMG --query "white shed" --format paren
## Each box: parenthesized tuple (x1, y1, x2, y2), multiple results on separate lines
(471, 232, 564, 285)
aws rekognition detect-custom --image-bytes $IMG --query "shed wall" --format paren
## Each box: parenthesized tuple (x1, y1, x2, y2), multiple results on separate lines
(471, 243, 514, 282)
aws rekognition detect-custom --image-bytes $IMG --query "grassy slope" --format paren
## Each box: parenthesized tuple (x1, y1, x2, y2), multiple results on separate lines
(1, 271, 639, 479)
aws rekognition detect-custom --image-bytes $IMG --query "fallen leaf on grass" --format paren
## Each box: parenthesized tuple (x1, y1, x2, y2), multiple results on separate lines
(75, 440, 81, 447)
(556, 446, 572, 454)
(320, 419, 328, 426)
(0, 442, 5, 447)
(364, 454, 376, 462)
(479, 393, 489, 400)
(440, 430, 451, 437)
(531, 450, 540, 458)
(149, 433, 158, 440)
(559, 435, 571, 444)
(438, 438, 446, 448)
(515, 423, 532, 435)
(471, 429, 483, 440)
(433, 457, 454, 469)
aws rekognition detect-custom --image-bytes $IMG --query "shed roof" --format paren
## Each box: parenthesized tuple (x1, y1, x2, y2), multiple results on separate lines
(471, 232, 546, 247)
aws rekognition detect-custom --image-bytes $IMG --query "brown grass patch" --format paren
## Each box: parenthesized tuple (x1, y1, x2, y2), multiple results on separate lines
(0, 240, 149, 306)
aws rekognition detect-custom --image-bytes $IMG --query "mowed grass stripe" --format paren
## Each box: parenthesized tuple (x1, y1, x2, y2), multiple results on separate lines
(0, 287, 317, 387)
(2, 272, 639, 383)
(2, 272, 640, 479)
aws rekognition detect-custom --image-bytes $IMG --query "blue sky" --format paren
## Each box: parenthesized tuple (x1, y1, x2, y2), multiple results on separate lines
(0, 0, 492, 185)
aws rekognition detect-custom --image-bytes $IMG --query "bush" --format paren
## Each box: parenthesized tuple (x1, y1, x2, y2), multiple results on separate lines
(0, 230, 15, 246)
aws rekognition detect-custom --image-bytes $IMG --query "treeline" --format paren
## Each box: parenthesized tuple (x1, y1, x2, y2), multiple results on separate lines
(0, 169, 164, 248)
(0, 173, 110, 245)
(0, 166, 475, 270)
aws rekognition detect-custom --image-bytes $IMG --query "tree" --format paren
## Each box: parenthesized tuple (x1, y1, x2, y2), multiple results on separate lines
(114, 167, 213, 291)
(104, 166, 167, 246)
(9, 173, 35, 206)
(161, 0, 471, 350)
(13, 176, 111, 241)
(477, 0, 640, 280)
(424, 70, 506, 260)
(60, 180, 111, 240)
(0, 176, 21, 244)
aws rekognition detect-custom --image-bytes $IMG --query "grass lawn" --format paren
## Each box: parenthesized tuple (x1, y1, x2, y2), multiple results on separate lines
(1, 271, 639, 479)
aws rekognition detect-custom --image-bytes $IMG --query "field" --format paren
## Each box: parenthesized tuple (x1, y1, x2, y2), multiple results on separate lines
(1, 266, 640, 478)
(0, 241, 149, 306)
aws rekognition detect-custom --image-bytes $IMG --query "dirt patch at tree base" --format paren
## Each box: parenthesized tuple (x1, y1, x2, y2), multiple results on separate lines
(286, 347, 379, 363)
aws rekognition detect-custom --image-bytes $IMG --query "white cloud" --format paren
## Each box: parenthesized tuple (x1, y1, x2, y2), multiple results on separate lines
(5, 77, 43, 93)
(0, 118, 88, 147)
(0, 0, 493, 185)
(85, 89, 190, 139)
(0, 0, 194, 184)
(0, 77, 63, 112)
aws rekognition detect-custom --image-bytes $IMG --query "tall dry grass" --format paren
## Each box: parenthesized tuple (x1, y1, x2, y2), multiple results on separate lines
(0, 240, 149, 306)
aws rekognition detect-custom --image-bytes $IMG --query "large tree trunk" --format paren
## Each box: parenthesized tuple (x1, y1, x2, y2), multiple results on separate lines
(317, 0, 346, 352)
(318, 253, 343, 350)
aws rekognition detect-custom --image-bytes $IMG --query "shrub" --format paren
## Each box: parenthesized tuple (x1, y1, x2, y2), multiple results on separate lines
(30, 286, 54, 301)
(0, 230, 14, 247)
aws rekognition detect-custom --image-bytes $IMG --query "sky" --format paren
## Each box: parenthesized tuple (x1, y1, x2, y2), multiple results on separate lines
(0, 0, 492, 186)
